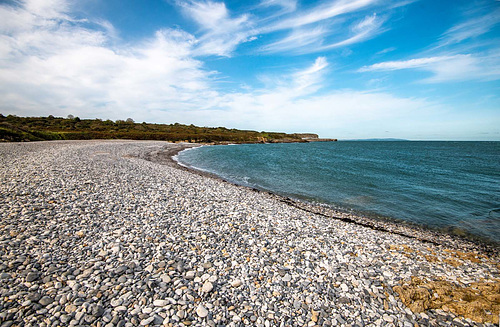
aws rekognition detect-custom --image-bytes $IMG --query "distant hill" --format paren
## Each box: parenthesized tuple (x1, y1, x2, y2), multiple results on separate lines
(0, 114, 323, 144)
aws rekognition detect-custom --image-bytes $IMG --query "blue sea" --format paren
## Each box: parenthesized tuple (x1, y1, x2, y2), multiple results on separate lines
(177, 141, 500, 244)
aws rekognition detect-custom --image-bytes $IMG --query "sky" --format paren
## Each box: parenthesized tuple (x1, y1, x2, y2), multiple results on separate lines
(0, 0, 499, 140)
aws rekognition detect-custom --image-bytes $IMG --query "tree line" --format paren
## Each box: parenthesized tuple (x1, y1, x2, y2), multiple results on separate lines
(0, 114, 307, 144)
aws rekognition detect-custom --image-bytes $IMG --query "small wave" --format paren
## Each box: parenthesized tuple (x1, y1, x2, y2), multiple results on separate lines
(174, 145, 208, 167)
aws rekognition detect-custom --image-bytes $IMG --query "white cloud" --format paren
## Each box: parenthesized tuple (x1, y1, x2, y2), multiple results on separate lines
(176, 0, 404, 56)
(359, 53, 500, 82)
(176, 0, 255, 56)
(268, 0, 377, 31)
(439, 8, 500, 46)
(259, 0, 297, 13)
(316, 13, 385, 50)
(359, 56, 456, 71)
(190, 87, 441, 139)
(375, 46, 396, 55)
(0, 1, 219, 119)
(261, 13, 385, 54)
(260, 26, 328, 54)
(293, 56, 329, 92)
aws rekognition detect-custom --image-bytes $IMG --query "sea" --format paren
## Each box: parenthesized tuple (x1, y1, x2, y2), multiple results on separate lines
(176, 141, 500, 245)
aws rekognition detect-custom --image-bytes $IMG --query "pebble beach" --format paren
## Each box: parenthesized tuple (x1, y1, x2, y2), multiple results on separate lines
(0, 140, 498, 327)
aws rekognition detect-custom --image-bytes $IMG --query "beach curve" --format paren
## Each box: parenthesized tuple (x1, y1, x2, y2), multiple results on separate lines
(0, 140, 498, 326)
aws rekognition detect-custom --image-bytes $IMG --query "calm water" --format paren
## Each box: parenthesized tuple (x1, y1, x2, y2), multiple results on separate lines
(177, 142, 500, 244)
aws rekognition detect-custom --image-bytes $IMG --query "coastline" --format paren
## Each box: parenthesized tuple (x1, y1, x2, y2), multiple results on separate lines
(1, 140, 498, 326)
(155, 142, 499, 255)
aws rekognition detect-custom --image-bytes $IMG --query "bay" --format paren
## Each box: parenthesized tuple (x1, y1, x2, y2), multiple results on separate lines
(177, 141, 500, 244)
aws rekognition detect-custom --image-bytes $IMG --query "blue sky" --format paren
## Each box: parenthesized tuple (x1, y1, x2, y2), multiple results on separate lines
(0, 0, 499, 140)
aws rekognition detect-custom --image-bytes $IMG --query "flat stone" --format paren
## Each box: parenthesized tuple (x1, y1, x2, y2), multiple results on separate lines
(65, 304, 77, 313)
(160, 274, 171, 283)
(39, 296, 54, 306)
(153, 299, 169, 307)
(26, 272, 40, 282)
(196, 304, 208, 318)
(230, 279, 242, 288)
(140, 317, 154, 326)
(0, 273, 11, 279)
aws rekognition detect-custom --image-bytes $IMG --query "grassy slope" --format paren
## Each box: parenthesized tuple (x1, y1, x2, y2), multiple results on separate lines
(0, 115, 308, 144)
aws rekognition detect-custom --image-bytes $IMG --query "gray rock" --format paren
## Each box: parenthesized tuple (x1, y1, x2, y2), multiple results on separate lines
(90, 303, 104, 317)
(26, 271, 40, 282)
(0, 273, 10, 279)
(39, 296, 54, 306)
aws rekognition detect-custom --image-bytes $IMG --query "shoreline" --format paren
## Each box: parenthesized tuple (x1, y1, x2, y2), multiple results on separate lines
(1, 140, 498, 326)
(153, 142, 499, 255)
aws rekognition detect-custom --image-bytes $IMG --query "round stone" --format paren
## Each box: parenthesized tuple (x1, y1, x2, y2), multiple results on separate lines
(202, 281, 213, 293)
(196, 304, 208, 318)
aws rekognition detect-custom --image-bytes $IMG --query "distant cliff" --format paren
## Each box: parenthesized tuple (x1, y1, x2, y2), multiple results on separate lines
(292, 133, 337, 142)
(292, 133, 319, 139)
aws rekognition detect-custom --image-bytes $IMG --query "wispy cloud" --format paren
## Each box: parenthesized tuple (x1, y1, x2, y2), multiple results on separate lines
(267, 0, 377, 31)
(316, 13, 386, 51)
(376, 47, 396, 55)
(259, 26, 328, 54)
(292, 56, 329, 93)
(261, 13, 386, 54)
(177, 0, 255, 56)
(439, 8, 500, 47)
(359, 53, 500, 82)
(356, 1, 500, 85)
(259, 0, 297, 13)
(359, 56, 456, 71)
(175, 0, 410, 56)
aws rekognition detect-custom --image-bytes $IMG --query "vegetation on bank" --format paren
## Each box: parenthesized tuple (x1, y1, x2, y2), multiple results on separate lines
(0, 114, 310, 144)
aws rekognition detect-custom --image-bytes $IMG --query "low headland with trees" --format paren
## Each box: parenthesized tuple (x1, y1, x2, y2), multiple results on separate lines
(0, 114, 336, 144)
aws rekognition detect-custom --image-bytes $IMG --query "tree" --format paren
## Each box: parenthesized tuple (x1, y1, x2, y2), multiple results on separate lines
(126, 118, 134, 123)
(67, 114, 74, 119)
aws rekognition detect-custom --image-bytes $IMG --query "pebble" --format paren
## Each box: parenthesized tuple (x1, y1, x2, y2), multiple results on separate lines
(202, 281, 214, 293)
(153, 299, 169, 307)
(38, 296, 54, 306)
(25, 272, 40, 282)
(230, 279, 242, 288)
(196, 304, 208, 318)
(0, 141, 497, 327)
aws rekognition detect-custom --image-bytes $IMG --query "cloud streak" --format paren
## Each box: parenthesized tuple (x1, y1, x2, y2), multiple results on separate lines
(267, 0, 377, 31)
(359, 53, 500, 82)
(175, 0, 410, 56)
(260, 12, 386, 54)
(439, 8, 500, 47)
(176, 0, 255, 56)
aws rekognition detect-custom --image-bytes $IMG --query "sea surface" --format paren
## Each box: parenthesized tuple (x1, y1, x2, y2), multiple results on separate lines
(177, 141, 500, 244)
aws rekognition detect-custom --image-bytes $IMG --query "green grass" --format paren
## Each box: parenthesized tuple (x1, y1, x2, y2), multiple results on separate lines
(0, 114, 307, 144)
